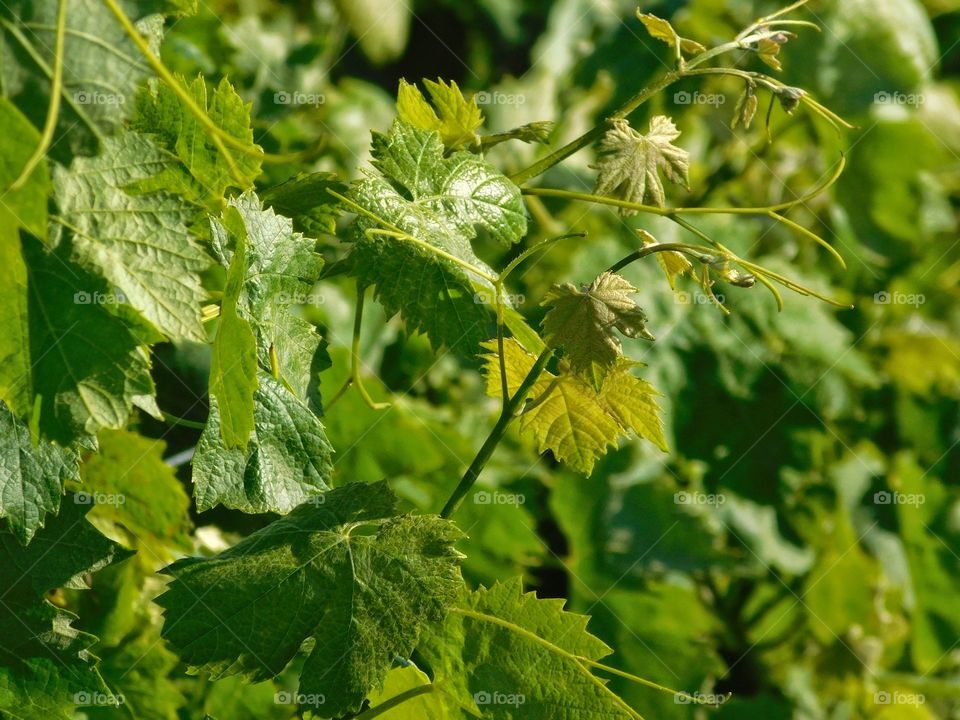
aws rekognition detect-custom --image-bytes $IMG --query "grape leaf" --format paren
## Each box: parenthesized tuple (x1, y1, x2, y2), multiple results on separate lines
(157, 481, 465, 717)
(483, 339, 667, 474)
(192, 372, 333, 514)
(365, 665, 453, 719)
(208, 211, 258, 449)
(54, 132, 210, 342)
(397, 78, 484, 149)
(0, 98, 50, 238)
(20, 238, 159, 445)
(0, 502, 130, 719)
(210, 193, 326, 401)
(593, 117, 689, 213)
(348, 120, 525, 352)
(418, 579, 641, 719)
(541, 271, 654, 381)
(639, 230, 693, 291)
(78, 429, 193, 557)
(636, 12, 706, 55)
(0, 0, 164, 157)
(0, 402, 79, 545)
(261, 171, 346, 236)
(133, 75, 262, 205)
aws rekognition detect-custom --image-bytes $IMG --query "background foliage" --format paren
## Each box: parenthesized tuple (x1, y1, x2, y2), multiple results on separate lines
(1, 0, 959, 718)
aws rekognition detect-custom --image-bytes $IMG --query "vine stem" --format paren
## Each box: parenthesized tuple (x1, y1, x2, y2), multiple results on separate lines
(9, 0, 66, 191)
(352, 286, 391, 411)
(606, 242, 714, 274)
(440, 348, 553, 518)
(351, 685, 436, 720)
(509, 71, 680, 185)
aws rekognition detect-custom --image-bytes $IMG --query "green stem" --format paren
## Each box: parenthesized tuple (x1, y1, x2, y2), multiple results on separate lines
(606, 242, 715, 274)
(9, 0, 66, 191)
(352, 685, 436, 720)
(498, 232, 586, 283)
(440, 348, 553, 518)
(352, 286, 391, 411)
(161, 411, 206, 430)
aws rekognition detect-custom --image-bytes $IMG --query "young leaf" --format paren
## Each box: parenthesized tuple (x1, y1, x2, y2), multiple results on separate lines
(0, 402, 79, 545)
(54, 132, 210, 342)
(418, 579, 642, 719)
(157, 481, 465, 717)
(20, 238, 159, 445)
(732, 84, 759, 129)
(639, 230, 693, 290)
(636, 12, 706, 56)
(192, 372, 333, 514)
(133, 75, 263, 204)
(593, 117, 690, 213)
(541, 271, 654, 380)
(484, 339, 667, 474)
(208, 212, 258, 449)
(397, 78, 484, 149)
(348, 120, 526, 352)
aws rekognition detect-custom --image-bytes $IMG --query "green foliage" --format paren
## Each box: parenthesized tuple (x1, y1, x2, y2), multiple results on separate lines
(0, 1, 957, 718)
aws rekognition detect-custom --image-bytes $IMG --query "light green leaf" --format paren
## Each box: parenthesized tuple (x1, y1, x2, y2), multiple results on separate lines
(593, 116, 689, 212)
(158, 481, 464, 717)
(209, 193, 326, 401)
(541, 271, 654, 381)
(78, 428, 192, 557)
(133, 75, 262, 205)
(0, 234, 34, 419)
(21, 238, 159, 445)
(209, 209, 258, 449)
(54, 132, 210, 342)
(419, 579, 641, 719)
(365, 666, 452, 719)
(397, 78, 484, 149)
(192, 372, 333, 514)
(0, 402, 78, 545)
(636, 12, 706, 55)
(0, 98, 50, 238)
(483, 339, 667, 474)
